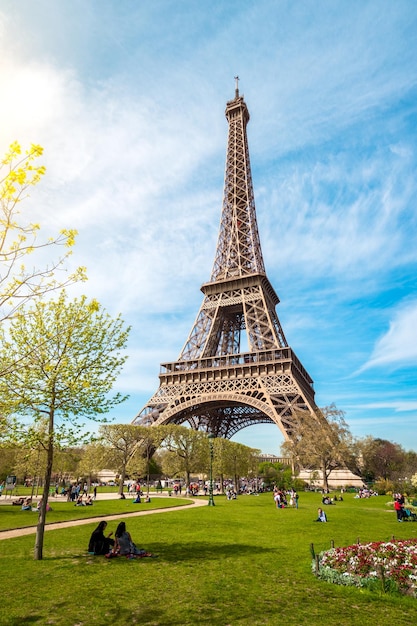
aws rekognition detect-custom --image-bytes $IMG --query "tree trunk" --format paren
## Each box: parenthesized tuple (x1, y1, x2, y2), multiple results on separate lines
(146, 450, 150, 497)
(321, 463, 329, 492)
(234, 473, 239, 493)
(34, 412, 54, 560)
(118, 467, 126, 496)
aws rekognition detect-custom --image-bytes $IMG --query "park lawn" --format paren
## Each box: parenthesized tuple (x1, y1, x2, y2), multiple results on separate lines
(0, 497, 190, 530)
(1, 492, 417, 626)
(1, 485, 121, 498)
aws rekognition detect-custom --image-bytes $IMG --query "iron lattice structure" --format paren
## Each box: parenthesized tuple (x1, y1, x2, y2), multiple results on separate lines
(133, 84, 318, 440)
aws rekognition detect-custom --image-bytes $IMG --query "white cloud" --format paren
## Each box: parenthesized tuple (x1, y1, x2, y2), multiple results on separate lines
(360, 301, 417, 370)
(259, 144, 417, 289)
(355, 402, 417, 413)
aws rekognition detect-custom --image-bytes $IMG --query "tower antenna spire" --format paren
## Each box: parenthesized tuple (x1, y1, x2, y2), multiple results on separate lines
(234, 75, 239, 98)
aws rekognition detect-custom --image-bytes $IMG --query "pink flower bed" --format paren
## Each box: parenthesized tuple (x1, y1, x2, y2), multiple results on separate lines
(316, 539, 417, 596)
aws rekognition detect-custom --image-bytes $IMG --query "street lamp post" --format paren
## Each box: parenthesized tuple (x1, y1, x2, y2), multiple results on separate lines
(208, 433, 215, 507)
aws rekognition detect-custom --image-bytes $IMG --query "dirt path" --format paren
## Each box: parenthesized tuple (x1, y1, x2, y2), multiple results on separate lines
(0, 497, 207, 540)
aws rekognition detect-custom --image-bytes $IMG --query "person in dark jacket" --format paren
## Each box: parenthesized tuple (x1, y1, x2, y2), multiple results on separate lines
(88, 521, 114, 554)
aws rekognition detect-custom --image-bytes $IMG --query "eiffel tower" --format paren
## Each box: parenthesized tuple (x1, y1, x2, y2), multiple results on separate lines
(133, 80, 318, 441)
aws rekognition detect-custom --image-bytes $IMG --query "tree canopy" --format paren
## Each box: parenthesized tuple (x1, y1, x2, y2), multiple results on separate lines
(282, 404, 359, 491)
(159, 425, 208, 486)
(357, 436, 408, 483)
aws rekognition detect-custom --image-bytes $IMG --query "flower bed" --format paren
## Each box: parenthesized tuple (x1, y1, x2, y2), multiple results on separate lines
(314, 539, 417, 596)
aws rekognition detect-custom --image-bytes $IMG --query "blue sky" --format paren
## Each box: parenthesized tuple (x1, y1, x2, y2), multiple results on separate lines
(1, 1, 417, 453)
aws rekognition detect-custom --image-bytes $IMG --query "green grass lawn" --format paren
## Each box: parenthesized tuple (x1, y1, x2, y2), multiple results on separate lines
(0, 496, 190, 530)
(1, 492, 417, 625)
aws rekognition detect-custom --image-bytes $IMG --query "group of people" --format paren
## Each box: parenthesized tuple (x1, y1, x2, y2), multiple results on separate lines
(225, 486, 237, 500)
(271, 488, 330, 521)
(12, 496, 33, 510)
(273, 488, 299, 509)
(65, 482, 97, 502)
(88, 521, 155, 558)
(132, 493, 151, 504)
(321, 494, 343, 505)
(75, 494, 93, 506)
(393, 493, 417, 522)
(355, 488, 378, 498)
(12, 497, 52, 512)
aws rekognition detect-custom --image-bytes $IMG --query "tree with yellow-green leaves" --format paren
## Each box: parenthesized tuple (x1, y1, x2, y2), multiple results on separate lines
(0, 141, 86, 326)
(0, 291, 130, 560)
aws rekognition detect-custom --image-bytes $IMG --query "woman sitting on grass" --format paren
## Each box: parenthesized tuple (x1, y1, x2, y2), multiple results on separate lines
(315, 507, 327, 522)
(32, 498, 52, 512)
(21, 497, 32, 511)
(113, 521, 151, 557)
(88, 521, 114, 555)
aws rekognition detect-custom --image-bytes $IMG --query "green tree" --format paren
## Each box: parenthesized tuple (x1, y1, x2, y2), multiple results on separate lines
(159, 425, 207, 486)
(211, 437, 232, 492)
(52, 446, 83, 486)
(357, 436, 405, 482)
(12, 441, 46, 489)
(0, 444, 18, 482)
(214, 439, 260, 492)
(76, 443, 109, 485)
(97, 424, 150, 496)
(133, 425, 167, 497)
(0, 291, 130, 559)
(282, 405, 358, 491)
(258, 461, 292, 489)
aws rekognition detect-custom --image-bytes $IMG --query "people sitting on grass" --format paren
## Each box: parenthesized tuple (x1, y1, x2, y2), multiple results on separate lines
(322, 496, 334, 505)
(355, 488, 378, 498)
(85, 495, 93, 506)
(114, 522, 139, 555)
(12, 497, 25, 506)
(226, 488, 237, 500)
(21, 497, 32, 511)
(75, 495, 85, 506)
(315, 507, 327, 522)
(112, 521, 152, 558)
(88, 521, 114, 555)
(402, 507, 417, 521)
(32, 498, 52, 512)
(133, 493, 141, 504)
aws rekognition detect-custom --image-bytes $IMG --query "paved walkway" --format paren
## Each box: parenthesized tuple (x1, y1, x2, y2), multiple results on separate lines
(0, 494, 207, 540)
